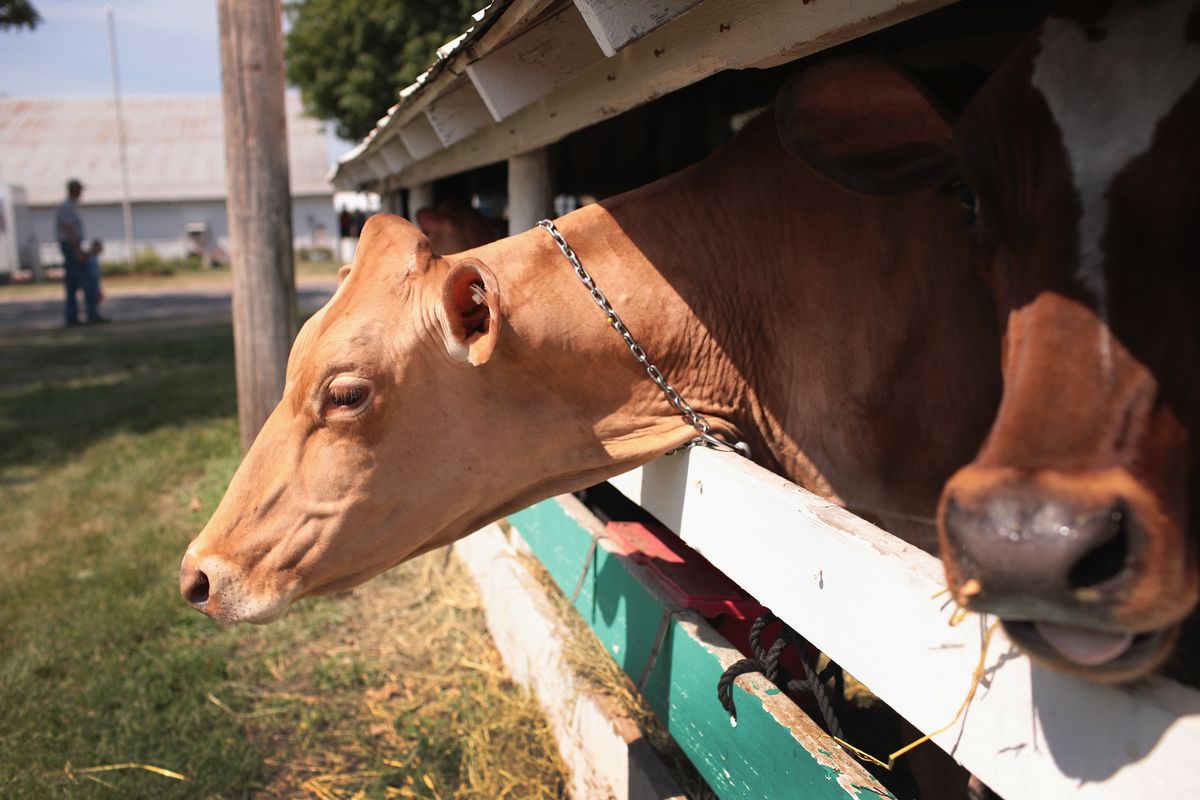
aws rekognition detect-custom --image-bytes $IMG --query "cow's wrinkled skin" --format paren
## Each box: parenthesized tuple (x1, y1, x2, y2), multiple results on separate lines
(784, 0, 1200, 683)
(181, 76, 1003, 625)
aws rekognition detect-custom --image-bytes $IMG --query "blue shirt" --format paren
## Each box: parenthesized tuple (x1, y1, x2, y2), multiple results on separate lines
(55, 199, 84, 243)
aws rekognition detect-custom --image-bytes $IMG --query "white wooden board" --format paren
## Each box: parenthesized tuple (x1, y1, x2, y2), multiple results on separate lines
(573, 0, 705, 56)
(424, 78, 494, 148)
(397, 114, 444, 161)
(464, 4, 606, 123)
(455, 524, 686, 800)
(377, 137, 413, 173)
(607, 449, 1200, 800)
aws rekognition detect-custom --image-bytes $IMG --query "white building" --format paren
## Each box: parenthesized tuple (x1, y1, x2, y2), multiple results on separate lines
(0, 93, 337, 265)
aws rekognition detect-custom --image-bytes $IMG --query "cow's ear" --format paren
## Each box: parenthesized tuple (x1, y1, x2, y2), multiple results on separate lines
(440, 261, 501, 366)
(415, 207, 444, 236)
(775, 56, 955, 195)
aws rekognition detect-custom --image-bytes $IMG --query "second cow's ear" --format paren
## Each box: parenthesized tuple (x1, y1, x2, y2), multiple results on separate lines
(440, 261, 502, 366)
(775, 56, 955, 195)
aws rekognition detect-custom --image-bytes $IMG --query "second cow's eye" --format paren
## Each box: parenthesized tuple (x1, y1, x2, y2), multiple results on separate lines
(950, 179, 979, 226)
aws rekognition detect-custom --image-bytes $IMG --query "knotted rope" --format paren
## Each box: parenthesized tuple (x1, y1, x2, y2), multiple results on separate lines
(716, 612, 843, 739)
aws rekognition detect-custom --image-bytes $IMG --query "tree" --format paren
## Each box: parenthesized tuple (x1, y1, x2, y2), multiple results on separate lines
(285, 0, 475, 141)
(0, 0, 40, 30)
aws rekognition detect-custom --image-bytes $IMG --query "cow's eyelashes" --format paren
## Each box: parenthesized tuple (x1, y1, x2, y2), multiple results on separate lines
(950, 179, 979, 226)
(322, 377, 373, 418)
(330, 385, 365, 407)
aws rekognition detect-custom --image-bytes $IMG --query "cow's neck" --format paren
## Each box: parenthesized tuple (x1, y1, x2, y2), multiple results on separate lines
(464, 119, 795, 482)
(467, 113, 1000, 537)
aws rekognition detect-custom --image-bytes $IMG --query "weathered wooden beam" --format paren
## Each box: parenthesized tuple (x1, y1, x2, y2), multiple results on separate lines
(573, 0, 704, 56)
(217, 0, 297, 452)
(387, 0, 953, 188)
(424, 78, 493, 148)
(465, 4, 605, 123)
(456, 524, 687, 800)
(508, 147, 555, 235)
(607, 449, 1200, 800)
(363, 153, 392, 181)
(377, 137, 413, 174)
(509, 496, 893, 800)
(397, 114, 444, 161)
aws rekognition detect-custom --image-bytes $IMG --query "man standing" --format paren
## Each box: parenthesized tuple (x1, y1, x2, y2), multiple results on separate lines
(56, 179, 107, 326)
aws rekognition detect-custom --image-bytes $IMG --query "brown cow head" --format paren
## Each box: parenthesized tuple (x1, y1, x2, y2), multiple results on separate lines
(180, 214, 696, 622)
(179, 217, 508, 621)
(786, 1, 1200, 682)
(940, 0, 1200, 682)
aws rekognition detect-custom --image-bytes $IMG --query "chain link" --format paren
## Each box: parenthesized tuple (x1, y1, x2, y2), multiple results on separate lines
(537, 219, 747, 456)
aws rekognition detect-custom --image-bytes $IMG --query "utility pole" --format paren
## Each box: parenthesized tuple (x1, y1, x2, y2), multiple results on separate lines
(217, 0, 297, 452)
(104, 5, 136, 267)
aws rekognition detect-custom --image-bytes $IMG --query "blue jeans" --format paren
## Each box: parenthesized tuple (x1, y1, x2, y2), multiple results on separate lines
(61, 242, 100, 323)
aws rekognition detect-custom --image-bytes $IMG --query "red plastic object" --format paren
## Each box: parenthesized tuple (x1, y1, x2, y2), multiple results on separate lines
(604, 520, 766, 626)
(604, 520, 822, 718)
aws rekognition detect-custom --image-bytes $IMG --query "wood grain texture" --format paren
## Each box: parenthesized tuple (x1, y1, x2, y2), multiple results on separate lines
(573, 0, 706, 56)
(217, 0, 297, 452)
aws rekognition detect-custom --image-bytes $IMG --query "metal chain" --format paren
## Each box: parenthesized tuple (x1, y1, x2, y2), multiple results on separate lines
(537, 219, 747, 456)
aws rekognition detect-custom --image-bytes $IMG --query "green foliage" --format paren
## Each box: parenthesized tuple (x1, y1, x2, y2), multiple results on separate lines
(100, 252, 209, 277)
(284, 0, 476, 141)
(0, 0, 40, 30)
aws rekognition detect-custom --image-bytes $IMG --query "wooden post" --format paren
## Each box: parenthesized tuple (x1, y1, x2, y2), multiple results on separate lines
(218, 0, 297, 452)
(507, 147, 554, 235)
(407, 182, 434, 223)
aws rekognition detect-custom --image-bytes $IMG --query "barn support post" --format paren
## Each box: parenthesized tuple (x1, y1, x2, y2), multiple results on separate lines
(408, 183, 434, 223)
(217, 0, 298, 452)
(507, 147, 554, 235)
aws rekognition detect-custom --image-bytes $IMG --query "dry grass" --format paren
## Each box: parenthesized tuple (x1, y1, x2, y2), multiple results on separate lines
(217, 551, 568, 800)
(516, 550, 717, 800)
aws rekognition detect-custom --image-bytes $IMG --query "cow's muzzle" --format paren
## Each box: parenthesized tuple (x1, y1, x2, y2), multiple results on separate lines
(938, 466, 1190, 680)
(178, 550, 297, 624)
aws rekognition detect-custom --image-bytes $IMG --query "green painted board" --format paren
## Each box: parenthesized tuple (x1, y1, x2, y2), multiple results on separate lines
(510, 498, 892, 800)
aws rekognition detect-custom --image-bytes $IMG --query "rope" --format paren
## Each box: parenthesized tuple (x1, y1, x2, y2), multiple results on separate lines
(716, 612, 844, 739)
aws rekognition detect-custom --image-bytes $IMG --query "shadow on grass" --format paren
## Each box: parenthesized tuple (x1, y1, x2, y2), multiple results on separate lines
(0, 318, 238, 474)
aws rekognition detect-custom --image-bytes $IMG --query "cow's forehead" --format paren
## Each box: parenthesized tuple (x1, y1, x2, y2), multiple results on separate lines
(1030, 1, 1200, 297)
(286, 268, 420, 390)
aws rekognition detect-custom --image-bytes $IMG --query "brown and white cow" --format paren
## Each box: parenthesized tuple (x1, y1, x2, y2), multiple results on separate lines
(789, 0, 1200, 682)
(180, 67, 1003, 626)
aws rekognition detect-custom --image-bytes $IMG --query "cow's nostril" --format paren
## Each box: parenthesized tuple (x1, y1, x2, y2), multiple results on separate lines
(1067, 509, 1130, 591)
(186, 570, 210, 605)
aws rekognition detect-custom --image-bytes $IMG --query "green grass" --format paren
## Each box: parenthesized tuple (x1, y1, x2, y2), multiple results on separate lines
(0, 317, 565, 799)
(0, 257, 340, 299)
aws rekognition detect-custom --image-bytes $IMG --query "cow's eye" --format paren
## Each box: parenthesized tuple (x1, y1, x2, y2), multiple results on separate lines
(951, 179, 978, 226)
(323, 377, 372, 418)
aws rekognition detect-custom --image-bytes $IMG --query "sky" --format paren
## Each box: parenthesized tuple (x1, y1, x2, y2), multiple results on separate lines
(0, 0, 223, 96)
(0, 0, 357, 161)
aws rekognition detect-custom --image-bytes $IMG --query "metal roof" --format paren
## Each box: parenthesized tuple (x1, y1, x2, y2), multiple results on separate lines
(0, 93, 332, 207)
